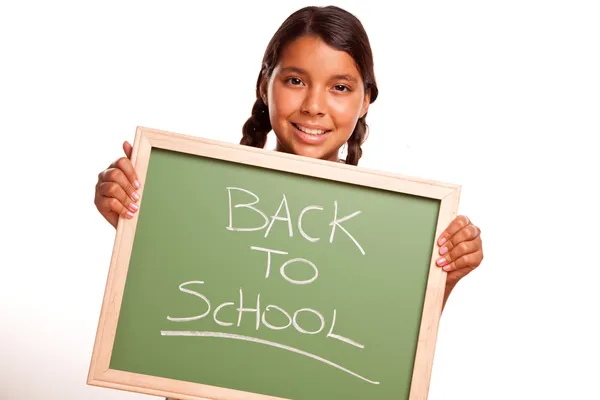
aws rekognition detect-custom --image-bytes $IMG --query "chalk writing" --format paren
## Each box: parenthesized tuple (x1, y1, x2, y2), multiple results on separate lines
(249, 246, 287, 278)
(167, 283, 362, 347)
(166, 281, 209, 322)
(262, 305, 292, 330)
(299, 205, 323, 242)
(265, 193, 293, 238)
(293, 308, 325, 335)
(164, 185, 374, 385)
(226, 187, 364, 255)
(281, 258, 319, 285)
(330, 200, 365, 256)
(160, 331, 379, 385)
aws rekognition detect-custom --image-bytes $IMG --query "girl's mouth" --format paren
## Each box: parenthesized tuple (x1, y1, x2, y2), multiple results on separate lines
(291, 122, 331, 145)
(292, 123, 330, 136)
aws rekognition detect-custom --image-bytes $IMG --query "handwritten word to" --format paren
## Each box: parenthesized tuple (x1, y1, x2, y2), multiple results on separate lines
(249, 246, 318, 284)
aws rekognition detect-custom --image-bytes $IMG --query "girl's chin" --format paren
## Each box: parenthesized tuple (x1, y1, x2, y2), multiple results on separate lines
(274, 135, 341, 162)
(289, 145, 339, 162)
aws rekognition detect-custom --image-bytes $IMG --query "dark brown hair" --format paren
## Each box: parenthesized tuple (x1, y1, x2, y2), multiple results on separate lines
(240, 5, 378, 165)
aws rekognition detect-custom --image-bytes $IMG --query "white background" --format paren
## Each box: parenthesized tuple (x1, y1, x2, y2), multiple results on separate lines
(1, 0, 599, 399)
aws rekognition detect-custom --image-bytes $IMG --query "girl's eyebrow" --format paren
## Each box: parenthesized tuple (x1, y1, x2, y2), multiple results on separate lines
(280, 66, 306, 75)
(333, 74, 358, 83)
(279, 66, 358, 83)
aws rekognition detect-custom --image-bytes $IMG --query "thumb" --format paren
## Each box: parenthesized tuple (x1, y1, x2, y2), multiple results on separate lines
(123, 141, 133, 160)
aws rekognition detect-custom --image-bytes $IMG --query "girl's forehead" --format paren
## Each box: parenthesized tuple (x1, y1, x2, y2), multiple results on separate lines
(276, 35, 362, 79)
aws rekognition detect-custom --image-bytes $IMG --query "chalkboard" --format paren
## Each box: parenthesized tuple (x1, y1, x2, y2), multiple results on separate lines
(88, 126, 460, 400)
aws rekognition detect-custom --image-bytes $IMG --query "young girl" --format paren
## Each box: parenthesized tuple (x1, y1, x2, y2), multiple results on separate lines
(95, 2, 483, 349)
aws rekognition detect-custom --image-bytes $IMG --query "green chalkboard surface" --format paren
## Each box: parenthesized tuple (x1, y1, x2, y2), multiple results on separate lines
(88, 127, 460, 400)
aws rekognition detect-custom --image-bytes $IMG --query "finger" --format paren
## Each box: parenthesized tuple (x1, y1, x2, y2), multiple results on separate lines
(440, 249, 484, 273)
(94, 191, 132, 229)
(108, 156, 140, 191)
(98, 166, 140, 203)
(97, 181, 140, 214)
(439, 224, 480, 255)
(437, 237, 481, 268)
(123, 141, 133, 160)
(438, 215, 470, 246)
(98, 194, 135, 220)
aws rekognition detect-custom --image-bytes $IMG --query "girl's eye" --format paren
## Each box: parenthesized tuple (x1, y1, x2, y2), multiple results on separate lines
(287, 77, 303, 86)
(334, 84, 350, 92)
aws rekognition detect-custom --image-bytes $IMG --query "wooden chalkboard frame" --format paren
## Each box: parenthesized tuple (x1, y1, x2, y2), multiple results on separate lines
(88, 126, 461, 400)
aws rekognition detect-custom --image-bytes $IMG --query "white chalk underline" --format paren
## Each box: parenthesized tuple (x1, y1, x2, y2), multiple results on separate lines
(159, 330, 379, 385)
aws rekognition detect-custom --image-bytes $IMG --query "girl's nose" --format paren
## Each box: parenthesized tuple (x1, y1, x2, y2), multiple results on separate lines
(301, 87, 327, 116)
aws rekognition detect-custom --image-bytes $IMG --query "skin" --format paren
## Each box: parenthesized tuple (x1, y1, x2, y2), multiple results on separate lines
(94, 34, 483, 309)
(261, 35, 370, 162)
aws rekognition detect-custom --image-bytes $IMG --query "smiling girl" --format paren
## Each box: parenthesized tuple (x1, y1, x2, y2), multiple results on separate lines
(94, 5, 483, 355)
(238, 9, 375, 166)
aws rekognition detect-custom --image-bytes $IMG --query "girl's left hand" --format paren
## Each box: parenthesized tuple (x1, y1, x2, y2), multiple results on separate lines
(435, 215, 484, 289)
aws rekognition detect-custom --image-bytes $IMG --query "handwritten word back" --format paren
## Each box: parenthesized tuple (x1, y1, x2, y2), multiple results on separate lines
(226, 187, 366, 256)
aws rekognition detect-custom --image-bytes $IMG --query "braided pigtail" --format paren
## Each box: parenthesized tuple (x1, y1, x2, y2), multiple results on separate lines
(240, 74, 272, 149)
(345, 116, 368, 166)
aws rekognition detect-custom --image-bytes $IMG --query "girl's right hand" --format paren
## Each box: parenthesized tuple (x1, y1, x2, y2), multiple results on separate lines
(94, 141, 141, 229)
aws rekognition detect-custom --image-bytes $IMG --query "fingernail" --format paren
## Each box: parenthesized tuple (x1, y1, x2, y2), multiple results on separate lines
(126, 211, 134, 218)
(132, 192, 140, 201)
(134, 180, 140, 189)
(443, 265, 452, 271)
(129, 203, 139, 212)
(439, 246, 448, 255)
(439, 237, 446, 246)
(436, 257, 447, 266)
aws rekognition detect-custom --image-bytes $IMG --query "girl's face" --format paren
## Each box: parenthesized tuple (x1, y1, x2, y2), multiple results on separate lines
(263, 35, 370, 162)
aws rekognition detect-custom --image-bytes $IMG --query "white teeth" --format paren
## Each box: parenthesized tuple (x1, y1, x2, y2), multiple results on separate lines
(295, 124, 327, 135)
